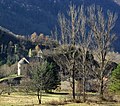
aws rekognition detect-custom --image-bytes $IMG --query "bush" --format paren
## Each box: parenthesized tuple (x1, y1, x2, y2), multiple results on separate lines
(46, 99, 67, 105)
(109, 64, 120, 94)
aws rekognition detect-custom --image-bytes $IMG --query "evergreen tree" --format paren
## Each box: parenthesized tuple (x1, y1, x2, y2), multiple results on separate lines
(7, 41, 14, 55)
(1, 44, 4, 53)
(109, 64, 120, 94)
(29, 61, 60, 103)
(43, 62, 60, 92)
(29, 61, 47, 104)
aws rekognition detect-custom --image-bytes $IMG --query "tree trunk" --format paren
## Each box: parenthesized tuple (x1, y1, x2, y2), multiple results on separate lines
(99, 57, 105, 100)
(8, 83, 11, 95)
(72, 68, 75, 100)
(82, 64, 86, 102)
(99, 79, 104, 100)
(82, 76, 86, 102)
(37, 89, 41, 104)
(76, 80, 82, 100)
(72, 60, 76, 100)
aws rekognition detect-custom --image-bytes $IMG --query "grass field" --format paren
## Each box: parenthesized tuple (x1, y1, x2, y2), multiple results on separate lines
(0, 92, 120, 106)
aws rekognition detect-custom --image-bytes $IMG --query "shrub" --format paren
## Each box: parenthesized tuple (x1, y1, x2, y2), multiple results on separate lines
(109, 64, 120, 94)
(46, 99, 67, 105)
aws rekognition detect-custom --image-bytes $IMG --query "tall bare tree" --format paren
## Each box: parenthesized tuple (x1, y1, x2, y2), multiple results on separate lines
(75, 6, 93, 102)
(57, 4, 83, 100)
(52, 5, 93, 102)
(87, 5, 118, 99)
(52, 4, 117, 102)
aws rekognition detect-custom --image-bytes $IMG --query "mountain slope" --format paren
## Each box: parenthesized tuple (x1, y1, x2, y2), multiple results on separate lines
(0, 0, 120, 51)
(0, 26, 19, 44)
(114, 0, 120, 5)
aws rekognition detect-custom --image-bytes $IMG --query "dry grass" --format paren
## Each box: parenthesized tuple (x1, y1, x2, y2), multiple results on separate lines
(0, 92, 37, 106)
(0, 92, 65, 106)
(0, 92, 120, 106)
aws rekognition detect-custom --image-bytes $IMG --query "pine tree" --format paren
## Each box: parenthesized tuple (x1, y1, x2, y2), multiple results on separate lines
(109, 64, 120, 94)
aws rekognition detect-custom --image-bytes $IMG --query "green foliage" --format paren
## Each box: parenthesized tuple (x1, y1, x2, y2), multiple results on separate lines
(0, 58, 5, 66)
(29, 61, 48, 104)
(29, 61, 60, 91)
(109, 64, 120, 94)
(6, 54, 19, 66)
(29, 61, 47, 90)
(43, 62, 60, 92)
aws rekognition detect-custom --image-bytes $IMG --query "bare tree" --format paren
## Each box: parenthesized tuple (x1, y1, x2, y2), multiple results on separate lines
(52, 4, 93, 102)
(87, 5, 118, 99)
(57, 4, 83, 100)
(51, 4, 117, 102)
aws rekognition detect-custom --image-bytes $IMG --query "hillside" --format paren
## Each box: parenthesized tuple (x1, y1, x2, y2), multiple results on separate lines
(114, 0, 120, 5)
(0, 26, 33, 65)
(0, 0, 120, 51)
(0, 26, 19, 44)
